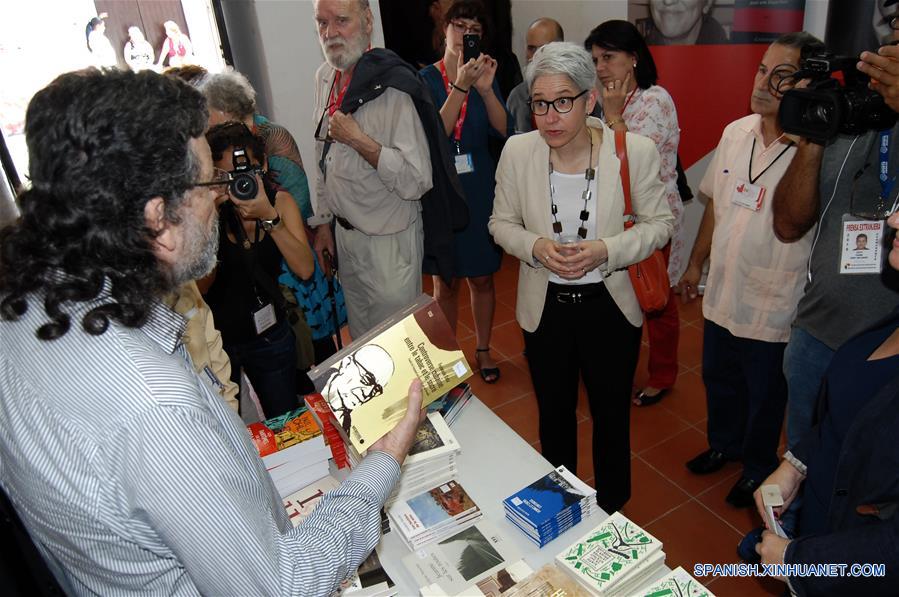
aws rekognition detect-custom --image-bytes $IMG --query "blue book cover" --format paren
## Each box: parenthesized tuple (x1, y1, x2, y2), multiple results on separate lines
(502, 466, 595, 529)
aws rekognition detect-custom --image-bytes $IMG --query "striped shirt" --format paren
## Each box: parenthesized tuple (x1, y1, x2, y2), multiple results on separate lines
(0, 285, 400, 596)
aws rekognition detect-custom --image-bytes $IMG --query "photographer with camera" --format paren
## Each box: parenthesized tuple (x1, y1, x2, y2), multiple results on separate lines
(201, 122, 314, 418)
(676, 32, 824, 509)
(772, 4, 899, 481)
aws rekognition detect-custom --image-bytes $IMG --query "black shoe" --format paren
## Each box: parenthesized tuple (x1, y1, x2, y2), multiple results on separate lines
(726, 477, 761, 508)
(686, 449, 734, 475)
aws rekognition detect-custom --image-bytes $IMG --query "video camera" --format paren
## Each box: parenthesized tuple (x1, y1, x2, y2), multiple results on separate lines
(777, 51, 898, 143)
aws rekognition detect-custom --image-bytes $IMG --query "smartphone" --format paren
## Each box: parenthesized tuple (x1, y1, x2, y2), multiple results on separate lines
(463, 33, 481, 64)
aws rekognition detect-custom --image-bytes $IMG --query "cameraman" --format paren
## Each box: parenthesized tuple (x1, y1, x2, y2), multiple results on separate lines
(202, 122, 314, 418)
(772, 13, 899, 471)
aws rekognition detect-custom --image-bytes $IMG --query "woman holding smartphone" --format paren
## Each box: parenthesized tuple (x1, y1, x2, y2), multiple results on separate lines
(419, 0, 511, 383)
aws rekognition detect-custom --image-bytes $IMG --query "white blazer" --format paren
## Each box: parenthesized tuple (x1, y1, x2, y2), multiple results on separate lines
(489, 116, 674, 332)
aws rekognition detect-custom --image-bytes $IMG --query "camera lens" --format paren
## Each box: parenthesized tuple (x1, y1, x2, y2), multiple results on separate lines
(231, 172, 258, 200)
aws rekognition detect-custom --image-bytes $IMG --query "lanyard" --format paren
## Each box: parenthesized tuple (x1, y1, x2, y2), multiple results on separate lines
(880, 129, 895, 200)
(327, 69, 352, 116)
(748, 137, 794, 185)
(438, 60, 468, 147)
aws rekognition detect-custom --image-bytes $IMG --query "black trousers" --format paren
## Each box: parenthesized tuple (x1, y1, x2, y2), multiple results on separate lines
(523, 282, 642, 513)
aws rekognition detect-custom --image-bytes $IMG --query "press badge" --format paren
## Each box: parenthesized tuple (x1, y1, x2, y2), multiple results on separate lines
(454, 152, 474, 175)
(839, 217, 884, 275)
(732, 178, 764, 211)
(253, 303, 277, 334)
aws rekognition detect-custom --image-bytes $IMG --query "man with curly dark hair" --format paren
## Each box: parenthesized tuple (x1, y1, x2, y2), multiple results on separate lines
(0, 68, 423, 595)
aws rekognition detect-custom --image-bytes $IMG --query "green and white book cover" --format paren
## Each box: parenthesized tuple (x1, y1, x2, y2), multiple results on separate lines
(554, 511, 662, 592)
(636, 566, 715, 597)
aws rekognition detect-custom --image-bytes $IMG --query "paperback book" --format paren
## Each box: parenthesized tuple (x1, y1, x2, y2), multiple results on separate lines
(419, 560, 533, 596)
(635, 566, 716, 597)
(309, 295, 472, 453)
(388, 479, 482, 549)
(555, 512, 665, 595)
(247, 407, 323, 466)
(426, 382, 472, 427)
(498, 563, 586, 597)
(402, 521, 520, 596)
(503, 466, 595, 547)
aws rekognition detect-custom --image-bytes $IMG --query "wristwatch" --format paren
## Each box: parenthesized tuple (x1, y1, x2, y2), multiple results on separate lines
(260, 212, 282, 232)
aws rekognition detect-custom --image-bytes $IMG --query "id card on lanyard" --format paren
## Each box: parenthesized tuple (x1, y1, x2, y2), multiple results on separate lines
(438, 60, 475, 175)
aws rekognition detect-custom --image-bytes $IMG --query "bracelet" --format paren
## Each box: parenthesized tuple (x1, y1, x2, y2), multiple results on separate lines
(450, 82, 470, 94)
(605, 118, 625, 128)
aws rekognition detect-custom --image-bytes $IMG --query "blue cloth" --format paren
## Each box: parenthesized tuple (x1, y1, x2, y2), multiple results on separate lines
(254, 113, 313, 221)
(702, 319, 787, 482)
(279, 261, 347, 341)
(784, 326, 836, 450)
(419, 65, 509, 278)
(785, 311, 899, 596)
(225, 318, 298, 418)
(798, 319, 899, 536)
(0, 283, 401, 595)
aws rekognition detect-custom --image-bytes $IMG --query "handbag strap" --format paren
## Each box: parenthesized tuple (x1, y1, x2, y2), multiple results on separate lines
(614, 129, 635, 230)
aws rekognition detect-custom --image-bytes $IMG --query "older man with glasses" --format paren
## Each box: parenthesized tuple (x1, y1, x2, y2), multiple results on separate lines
(311, 0, 466, 339)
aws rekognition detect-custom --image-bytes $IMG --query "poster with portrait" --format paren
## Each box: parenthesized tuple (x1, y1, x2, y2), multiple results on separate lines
(625, 0, 806, 170)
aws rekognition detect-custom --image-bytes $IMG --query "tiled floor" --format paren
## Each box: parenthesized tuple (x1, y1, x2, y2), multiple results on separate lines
(426, 254, 785, 596)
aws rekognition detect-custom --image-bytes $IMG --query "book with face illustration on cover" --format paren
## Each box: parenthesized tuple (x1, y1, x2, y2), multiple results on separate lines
(309, 295, 472, 453)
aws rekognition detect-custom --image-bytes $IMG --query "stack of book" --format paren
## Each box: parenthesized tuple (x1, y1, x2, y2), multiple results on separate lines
(304, 393, 349, 469)
(555, 512, 666, 595)
(503, 466, 596, 547)
(308, 295, 472, 456)
(387, 479, 482, 550)
(247, 407, 331, 498)
(635, 567, 716, 597)
(385, 412, 461, 505)
(425, 382, 472, 427)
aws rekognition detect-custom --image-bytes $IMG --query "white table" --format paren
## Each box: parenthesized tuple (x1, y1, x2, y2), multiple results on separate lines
(376, 397, 615, 594)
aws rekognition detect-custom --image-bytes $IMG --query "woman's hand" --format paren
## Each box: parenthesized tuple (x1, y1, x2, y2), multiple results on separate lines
(455, 53, 491, 91)
(601, 70, 632, 121)
(472, 54, 497, 96)
(533, 237, 577, 277)
(555, 240, 608, 279)
(230, 173, 277, 221)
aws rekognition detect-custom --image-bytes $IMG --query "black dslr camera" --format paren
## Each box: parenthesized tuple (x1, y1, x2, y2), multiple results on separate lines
(229, 146, 261, 200)
(778, 51, 897, 143)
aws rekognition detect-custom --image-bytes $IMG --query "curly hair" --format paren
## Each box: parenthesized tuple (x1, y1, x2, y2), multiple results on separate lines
(0, 68, 208, 340)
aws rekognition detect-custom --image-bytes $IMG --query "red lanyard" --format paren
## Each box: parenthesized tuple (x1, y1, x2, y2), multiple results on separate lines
(438, 60, 468, 145)
(327, 70, 352, 116)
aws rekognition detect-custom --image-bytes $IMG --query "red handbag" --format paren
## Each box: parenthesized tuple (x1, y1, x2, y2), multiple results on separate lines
(614, 129, 670, 312)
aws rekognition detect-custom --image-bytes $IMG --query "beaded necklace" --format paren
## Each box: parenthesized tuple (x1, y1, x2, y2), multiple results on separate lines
(549, 130, 595, 239)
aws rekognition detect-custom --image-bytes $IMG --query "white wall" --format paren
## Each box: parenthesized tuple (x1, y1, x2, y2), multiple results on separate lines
(219, 0, 384, 213)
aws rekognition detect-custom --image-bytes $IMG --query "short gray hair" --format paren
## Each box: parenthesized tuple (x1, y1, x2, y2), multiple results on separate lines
(200, 69, 256, 120)
(525, 42, 596, 95)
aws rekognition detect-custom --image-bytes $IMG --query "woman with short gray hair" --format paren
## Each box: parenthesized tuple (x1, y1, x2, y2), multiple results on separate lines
(489, 41, 673, 512)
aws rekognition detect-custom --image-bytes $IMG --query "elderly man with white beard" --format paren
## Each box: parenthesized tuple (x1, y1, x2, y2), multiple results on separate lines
(311, 0, 441, 339)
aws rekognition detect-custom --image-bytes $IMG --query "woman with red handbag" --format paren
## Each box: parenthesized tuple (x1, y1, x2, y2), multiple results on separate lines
(489, 42, 673, 512)
(586, 21, 687, 407)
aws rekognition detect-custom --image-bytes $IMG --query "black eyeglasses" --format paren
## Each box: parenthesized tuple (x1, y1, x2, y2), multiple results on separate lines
(890, 16, 899, 30)
(528, 89, 589, 116)
(193, 167, 233, 192)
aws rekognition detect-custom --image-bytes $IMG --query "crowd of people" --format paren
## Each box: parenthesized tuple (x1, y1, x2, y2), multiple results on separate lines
(2, 0, 899, 594)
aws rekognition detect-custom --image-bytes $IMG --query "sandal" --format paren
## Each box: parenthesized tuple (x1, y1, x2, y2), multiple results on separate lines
(633, 387, 669, 407)
(475, 347, 501, 384)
